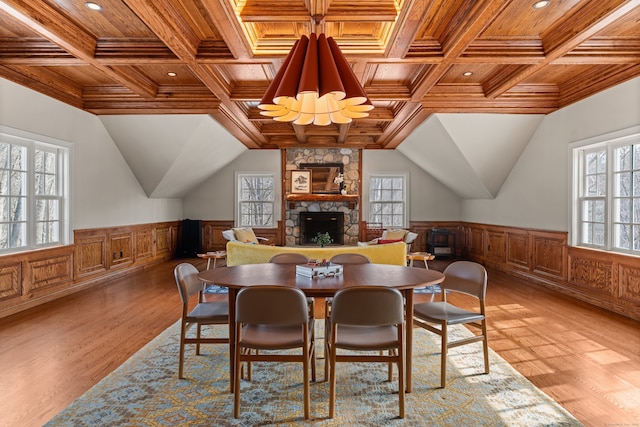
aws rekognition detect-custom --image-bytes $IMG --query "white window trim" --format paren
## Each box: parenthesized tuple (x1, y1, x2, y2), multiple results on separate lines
(0, 125, 72, 252)
(569, 125, 640, 251)
(234, 171, 278, 228)
(364, 172, 409, 229)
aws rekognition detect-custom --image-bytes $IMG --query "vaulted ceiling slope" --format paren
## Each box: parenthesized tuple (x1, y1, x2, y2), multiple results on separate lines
(1, 0, 639, 150)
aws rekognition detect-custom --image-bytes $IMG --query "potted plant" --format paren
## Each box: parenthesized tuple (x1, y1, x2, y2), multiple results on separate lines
(311, 232, 333, 247)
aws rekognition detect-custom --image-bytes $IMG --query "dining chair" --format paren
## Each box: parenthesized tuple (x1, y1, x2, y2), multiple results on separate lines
(233, 285, 316, 419)
(268, 253, 310, 264)
(413, 260, 489, 388)
(327, 286, 405, 419)
(268, 253, 316, 323)
(174, 262, 229, 379)
(324, 252, 372, 376)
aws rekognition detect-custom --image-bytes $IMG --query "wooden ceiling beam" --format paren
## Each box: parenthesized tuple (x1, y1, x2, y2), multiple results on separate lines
(122, 0, 267, 148)
(0, 0, 159, 98)
(385, 0, 433, 58)
(484, 0, 640, 98)
(410, 0, 516, 101)
(199, 0, 255, 60)
(0, 64, 83, 108)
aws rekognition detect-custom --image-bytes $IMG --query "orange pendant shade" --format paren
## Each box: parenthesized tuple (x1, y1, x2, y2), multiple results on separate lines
(258, 34, 373, 126)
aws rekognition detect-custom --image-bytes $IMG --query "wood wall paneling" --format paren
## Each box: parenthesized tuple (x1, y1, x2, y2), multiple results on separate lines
(0, 222, 180, 319)
(76, 235, 107, 278)
(201, 220, 234, 252)
(3, 219, 639, 322)
(486, 230, 506, 263)
(29, 255, 73, 292)
(506, 231, 530, 270)
(462, 223, 639, 321)
(568, 254, 614, 295)
(0, 262, 21, 300)
(110, 232, 133, 268)
(532, 233, 567, 280)
(154, 224, 173, 255)
(618, 263, 640, 305)
(135, 229, 154, 261)
(467, 226, 485, 258)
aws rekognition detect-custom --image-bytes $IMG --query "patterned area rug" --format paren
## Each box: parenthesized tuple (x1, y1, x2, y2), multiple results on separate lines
(45, 322, 582, 426)
(413, 284, 443, 294)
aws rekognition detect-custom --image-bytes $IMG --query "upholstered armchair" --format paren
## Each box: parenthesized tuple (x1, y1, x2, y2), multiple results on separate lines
(359, 229, 418, 253)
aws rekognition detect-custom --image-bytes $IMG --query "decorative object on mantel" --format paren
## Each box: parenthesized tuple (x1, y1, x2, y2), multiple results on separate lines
(258, 33, 373, 126)
(334, 172, 348, 195)
(291, 170, 311, 193)
(311, 232, 333, 247)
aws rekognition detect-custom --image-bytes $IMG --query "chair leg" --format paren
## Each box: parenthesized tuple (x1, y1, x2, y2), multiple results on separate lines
(328, 328, 337, 418)
(440, 323, 448, 388)
(303, 335, 310, 419)
(310, 339, 317, 383)
(178, 321, 187, 379)
(196, 323, 202, 355)
(234, 344, 242, 418)
(398, 327, 405, 419)
(481, 320, 490, 374)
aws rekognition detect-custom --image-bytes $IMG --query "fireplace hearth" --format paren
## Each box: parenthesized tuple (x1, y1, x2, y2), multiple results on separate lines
(300, 212, 344, 245)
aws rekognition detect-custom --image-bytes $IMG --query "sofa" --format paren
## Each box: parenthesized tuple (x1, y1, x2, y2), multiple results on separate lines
(225, 240, 407, 267)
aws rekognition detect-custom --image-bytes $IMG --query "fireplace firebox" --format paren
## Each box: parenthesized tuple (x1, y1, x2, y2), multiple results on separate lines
(300, 212, 344, 245)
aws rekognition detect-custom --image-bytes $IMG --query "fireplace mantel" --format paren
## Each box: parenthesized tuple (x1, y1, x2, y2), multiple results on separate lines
(285, 193, 359, 203)
(285, 193, 359, 210)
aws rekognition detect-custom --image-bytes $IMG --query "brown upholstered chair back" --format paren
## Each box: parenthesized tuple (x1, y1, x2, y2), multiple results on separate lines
(441, 261, 487, 301)
(236, 286, 308, 325)
(331, 287, 404, 326)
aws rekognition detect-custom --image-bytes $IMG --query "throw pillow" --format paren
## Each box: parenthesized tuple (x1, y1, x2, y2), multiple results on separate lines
(233, 227, 259, 244)
(383, 229, 408, 241)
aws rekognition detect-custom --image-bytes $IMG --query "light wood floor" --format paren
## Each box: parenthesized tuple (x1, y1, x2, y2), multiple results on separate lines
(1, 257, 638, 427)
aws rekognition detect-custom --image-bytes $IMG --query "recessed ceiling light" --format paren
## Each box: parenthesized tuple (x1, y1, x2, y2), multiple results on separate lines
(532, 0, 550, 9)
(463, 71, 473, 76)
(84, 2, 103, 11)
(167, 72, 177, 77)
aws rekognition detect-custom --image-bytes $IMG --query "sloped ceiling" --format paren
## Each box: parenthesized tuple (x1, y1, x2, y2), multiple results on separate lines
(397, 113, 543, 199)
(99, 115, 246, 198)
(99, 113, 542, 199)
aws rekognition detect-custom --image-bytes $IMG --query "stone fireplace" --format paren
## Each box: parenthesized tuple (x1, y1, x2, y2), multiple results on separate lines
(284, 148, 360, 246)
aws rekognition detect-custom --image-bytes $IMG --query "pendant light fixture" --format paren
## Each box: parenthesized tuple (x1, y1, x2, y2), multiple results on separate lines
(258, 33, 373, 126)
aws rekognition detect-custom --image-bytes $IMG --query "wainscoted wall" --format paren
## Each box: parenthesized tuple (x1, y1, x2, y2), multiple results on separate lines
(457, 222, 640, 322)
(0, 221, 179, 319)
(4, 219, 638, 322)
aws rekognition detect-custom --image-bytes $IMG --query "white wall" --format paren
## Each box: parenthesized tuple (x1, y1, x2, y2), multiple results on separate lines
(0, 79, 182, 232)
(183, 150, 281, 222)
(183, 149, 461, 224)
(363, 150, 462, 221)
(462, 76, 640, 231)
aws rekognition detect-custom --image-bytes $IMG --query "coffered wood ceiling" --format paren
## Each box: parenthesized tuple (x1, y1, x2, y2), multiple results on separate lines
(1, 0, 639, 149)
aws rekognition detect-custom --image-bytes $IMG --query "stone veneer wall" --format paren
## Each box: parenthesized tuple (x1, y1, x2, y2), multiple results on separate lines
(285, 148, 359, 246)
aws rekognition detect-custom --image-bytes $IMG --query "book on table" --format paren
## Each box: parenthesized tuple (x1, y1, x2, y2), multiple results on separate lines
(295, 262, 343, 278)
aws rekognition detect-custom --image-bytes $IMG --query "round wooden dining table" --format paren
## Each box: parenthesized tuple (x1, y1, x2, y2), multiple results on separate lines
(198, 262, 445, 393)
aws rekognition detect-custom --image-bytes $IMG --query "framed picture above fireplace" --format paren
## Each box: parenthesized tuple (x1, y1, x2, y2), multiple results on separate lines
(299, 163, 343, 194)
(291, 170, 311, 193)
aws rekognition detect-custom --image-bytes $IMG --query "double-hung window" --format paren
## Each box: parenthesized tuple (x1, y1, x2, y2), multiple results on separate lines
(571, 126, 640, 254)
(236, 173, 275, 227)
(0, 127, 70, 252)
(369, 174, 407, 228)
